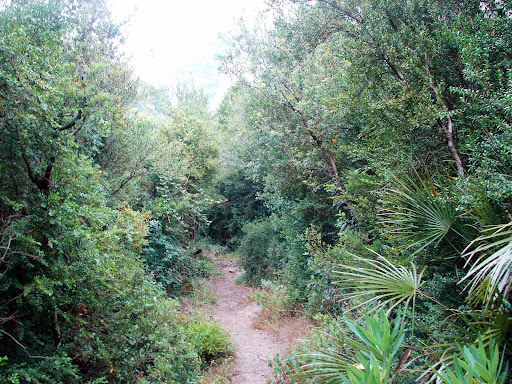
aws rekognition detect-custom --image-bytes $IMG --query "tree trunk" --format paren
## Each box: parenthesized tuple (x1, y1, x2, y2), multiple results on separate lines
(437, 116, 465, 177)
(298, 112, 342, 188)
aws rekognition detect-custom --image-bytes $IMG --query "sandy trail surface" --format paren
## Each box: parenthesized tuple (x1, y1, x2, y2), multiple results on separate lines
(208, 256, 308, 384)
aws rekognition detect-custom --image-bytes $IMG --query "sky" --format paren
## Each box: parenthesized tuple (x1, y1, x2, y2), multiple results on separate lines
(107, 0, 267, 107)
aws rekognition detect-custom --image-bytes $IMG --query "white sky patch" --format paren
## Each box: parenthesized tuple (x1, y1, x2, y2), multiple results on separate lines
(107, 0, 266, 107)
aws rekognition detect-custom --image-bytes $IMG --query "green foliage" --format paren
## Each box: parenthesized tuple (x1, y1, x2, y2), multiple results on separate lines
(184, 320, 233, 367)
(301, 226, 377, 315)
(334, 252, 425, 316)
(215, 1, 512, 383)
(435, 337, 508, 384)
(461, 222, 512, 305)
(142, 220, 200, 294)
(5, 0, 512, 381)
(0, 1, 220, 383)
(295, 308, 510, 384)
(380, 170, 472, 258)
(252, 279, 292, 316)
(238, 219, 284, 285)
(268, 354, 303, 384)
(297, 309, 407, 384)
(207, 168, 268, 247)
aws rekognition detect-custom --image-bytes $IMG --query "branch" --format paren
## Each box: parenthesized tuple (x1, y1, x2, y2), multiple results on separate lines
(436, 116, 465, 176)
(13, 122, 57, 194)
(34, 156, 56, 195)
(0, 330, 57, 360)
(297, 111, 341, 188)
(376, 44, 407, 84)
(14, 125, 37, 184)
(315, 0, 363, 24)
(384, 9, 399, 32)
(426, 52, 465, 176)
(59, 110, 82, 131)
(110, 171, 146, 196)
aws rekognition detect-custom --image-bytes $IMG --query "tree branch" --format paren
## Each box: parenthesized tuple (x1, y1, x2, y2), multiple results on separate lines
(0, 330, 57, 360)
(298, 111, 341, 188)
(59, 109, 82, 131)
(436, 116, 465, 176)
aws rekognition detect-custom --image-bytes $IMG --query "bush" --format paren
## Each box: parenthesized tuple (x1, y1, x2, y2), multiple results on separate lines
(141, 222, 218, 295)
(0, 187, 203, 383)
(238, 219, 284, 285)
(184, 320, 233, 367)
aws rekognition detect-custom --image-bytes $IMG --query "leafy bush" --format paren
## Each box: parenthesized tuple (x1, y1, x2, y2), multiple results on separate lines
(238, 219, 284, 285)
(142, 220, 200, 294)
(184, 320, 233, 367)
(253, 280, 291, 313)
(0, 190, 205, 383)
(207, 169, 268, 248)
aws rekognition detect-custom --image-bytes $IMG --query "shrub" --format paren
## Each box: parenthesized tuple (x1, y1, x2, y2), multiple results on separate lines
(238, 219, 284, 285)
(184, 320, 233, 367)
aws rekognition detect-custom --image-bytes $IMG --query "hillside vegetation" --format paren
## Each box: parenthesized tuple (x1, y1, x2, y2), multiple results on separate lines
(1, 0, 512, 383)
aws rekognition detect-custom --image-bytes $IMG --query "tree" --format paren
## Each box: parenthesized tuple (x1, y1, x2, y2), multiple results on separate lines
(0, 2, 205, 382)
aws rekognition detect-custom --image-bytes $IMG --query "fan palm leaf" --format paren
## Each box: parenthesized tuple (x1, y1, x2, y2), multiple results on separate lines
(333, 251, 425, 315)
(380, 170, 470, 256)
(460, 222, 512, 304)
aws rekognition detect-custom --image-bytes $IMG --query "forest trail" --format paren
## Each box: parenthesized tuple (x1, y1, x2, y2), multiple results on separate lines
(205, 253, 311, 384)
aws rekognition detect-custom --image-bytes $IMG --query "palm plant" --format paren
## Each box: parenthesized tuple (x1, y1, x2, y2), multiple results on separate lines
(421, 306, 510, 382)
(333, 251, 425, 316)
(434, 337, 508, 384)
(298, 249, 510, 383)
(297, 169, 511, 384)
(460, 222, 512, 305)
(380, 170, 473, 257)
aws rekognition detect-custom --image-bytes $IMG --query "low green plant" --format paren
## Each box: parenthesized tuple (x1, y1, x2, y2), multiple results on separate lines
(434, 337, 508, 384)
(269, 354, 303, 384)
(234, 272, 247, 285)
(185, 320, 234, 367)
(252, 279, 291, 313)
(296, 309, 409, 384)
(190, 278, 218, 305)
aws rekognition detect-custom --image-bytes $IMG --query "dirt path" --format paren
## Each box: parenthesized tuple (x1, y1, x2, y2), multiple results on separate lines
(208, 256, 309, 384)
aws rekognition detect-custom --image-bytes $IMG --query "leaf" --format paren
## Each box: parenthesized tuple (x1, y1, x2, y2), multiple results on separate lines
(380, 170, 470, 256)
(333, 250, 425, 315)
(461, 222, 512, 304)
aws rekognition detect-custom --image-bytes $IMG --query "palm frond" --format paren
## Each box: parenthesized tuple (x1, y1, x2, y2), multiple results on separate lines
(294, 322, 358, 383)
(460, 222, 512, 304)
(333, 251, 425, 315)
(380, 170, 469, 256)
(296, 349, 355, 384)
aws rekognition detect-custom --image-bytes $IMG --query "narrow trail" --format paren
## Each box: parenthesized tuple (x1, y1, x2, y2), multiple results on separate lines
(207, 256, 310, 384)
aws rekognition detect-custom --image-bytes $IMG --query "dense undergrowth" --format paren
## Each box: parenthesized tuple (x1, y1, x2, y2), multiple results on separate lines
(208, 0, 512, 382)
(2, 0, 512, 383)
(0, 1, 228, 382)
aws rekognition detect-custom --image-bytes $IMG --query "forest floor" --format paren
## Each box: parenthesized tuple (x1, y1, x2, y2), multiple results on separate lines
(189, 250, 313, 384)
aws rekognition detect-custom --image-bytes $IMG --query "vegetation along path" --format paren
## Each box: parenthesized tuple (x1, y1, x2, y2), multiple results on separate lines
(206, 253, 310, 384)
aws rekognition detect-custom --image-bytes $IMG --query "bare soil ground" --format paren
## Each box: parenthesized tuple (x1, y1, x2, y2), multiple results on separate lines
(198, 254, 312, 384)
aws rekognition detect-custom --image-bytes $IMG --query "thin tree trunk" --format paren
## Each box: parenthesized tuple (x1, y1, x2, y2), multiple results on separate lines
(298, 112, 341, 188)
(437, 116, 465, 177)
